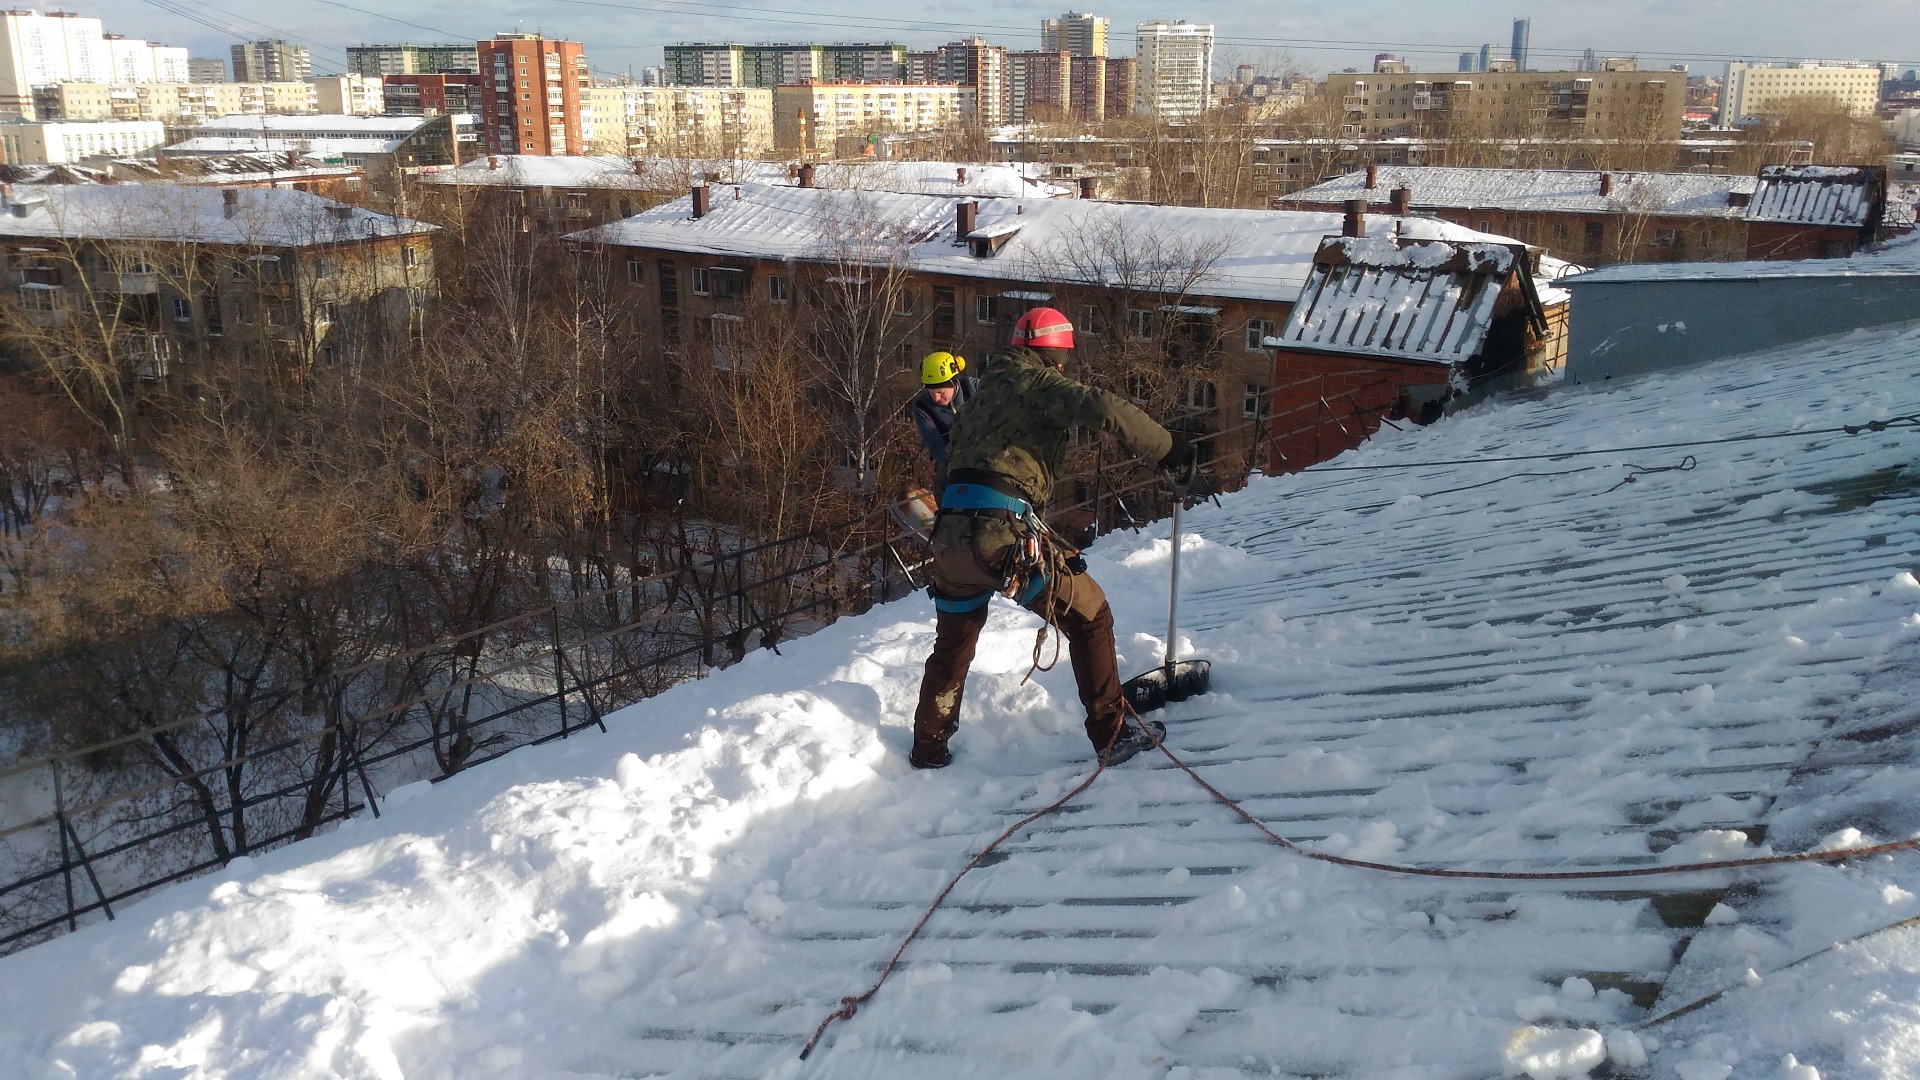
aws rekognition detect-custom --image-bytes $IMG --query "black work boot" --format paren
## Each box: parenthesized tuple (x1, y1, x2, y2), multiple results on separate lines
(1101, 720, 1166, 765)
(910, 720, 958, 769)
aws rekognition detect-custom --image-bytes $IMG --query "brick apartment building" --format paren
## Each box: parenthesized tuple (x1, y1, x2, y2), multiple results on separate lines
(477, 34, 588, 156)
(383, 72, 484, 117)
(0, 185, 435, 382)
(568, 183, 1566, 483)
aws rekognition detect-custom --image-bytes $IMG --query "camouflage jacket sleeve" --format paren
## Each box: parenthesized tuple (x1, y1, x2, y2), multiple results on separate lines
(1054, 372, 1175, 466)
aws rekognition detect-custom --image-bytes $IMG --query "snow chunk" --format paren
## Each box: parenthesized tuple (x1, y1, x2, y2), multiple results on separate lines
(1503, 1026, 1605, 1079)
(1660, 829, 1755, 863)
(1606, 1029, 1648, 1069)
(1560, 977, 1596, 1002)
(1317, 820, 1405, 860)
(1705, 903, 1741, 925)
(1780, 1053, 1821, 1080)
(1675, 1061, 1734, 1080)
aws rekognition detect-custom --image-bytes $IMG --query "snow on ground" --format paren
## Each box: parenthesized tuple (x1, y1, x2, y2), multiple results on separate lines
(7, 322, 1920, 1079)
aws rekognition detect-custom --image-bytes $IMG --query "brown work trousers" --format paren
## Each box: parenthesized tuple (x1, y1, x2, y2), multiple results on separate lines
(912, 514, 1127, 754)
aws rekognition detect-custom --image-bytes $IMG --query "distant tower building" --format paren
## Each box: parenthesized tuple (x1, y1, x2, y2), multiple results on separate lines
(934, 37, 1010, 124)
(1580, 48, 1598, 72)
(188, 57, 226, 82)
(231, 39, 310, 83)
(1040, 12, 1108, 57)
(1510, 19, 1530, 72)
(1478, 43, 1493, 71)
(1134, 20, 1212, 119)
(477, 33, 588, 155)
(1459, 52, 1476, 73)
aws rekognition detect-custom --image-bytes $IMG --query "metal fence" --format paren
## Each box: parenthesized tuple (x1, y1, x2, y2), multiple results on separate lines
(0, 367, 1407, 955)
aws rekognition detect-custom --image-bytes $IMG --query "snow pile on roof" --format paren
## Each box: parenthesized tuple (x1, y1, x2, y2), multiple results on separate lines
(1566, 231, 1920, 284)
(576, 183, 1546, 303)
(1747, 165, 1881, 226)
(420, 157, 1071, 200)
(420, 154, 660, 191)
(0, 186, 435, 245)
(7, 320, 1920, 1077)
(1281, 167, 1758, 218)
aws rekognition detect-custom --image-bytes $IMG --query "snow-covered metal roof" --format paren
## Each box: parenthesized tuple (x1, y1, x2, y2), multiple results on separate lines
(191, 114, 435, 138)
(1281, 167, 1758, 218)
(0, 186, 435, 247)
(161, 136, 408, 158)
(1565, 232, 1920, 284)
(573, 183, 1537, 304)
(1273, 236, 1521, 364)
(420, 155, 661, 191)
(1745, 165, 1882, 226)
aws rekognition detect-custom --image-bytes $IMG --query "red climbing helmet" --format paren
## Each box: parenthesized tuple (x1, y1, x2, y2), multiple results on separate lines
(1010, 306, 1075, 350)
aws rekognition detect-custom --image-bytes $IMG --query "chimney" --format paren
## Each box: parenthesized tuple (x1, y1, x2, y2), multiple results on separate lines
(1342, 198, 1367, 238)
(487, 155, 499, 171)
(1389, 186, 1411, 215)
(955, 199, 977, 240)
(1599, 172, 1613, 197)
(787, 163, 799, 179)
(956, 166, 967, 185)
(222, 188, 239, 219)
(1365, 164, 1379, 189)
(1078, 175, 1097, 200)
(632, 159, 645, 176)
(691, 184, 710, 219)
(798, 162, 815, 188)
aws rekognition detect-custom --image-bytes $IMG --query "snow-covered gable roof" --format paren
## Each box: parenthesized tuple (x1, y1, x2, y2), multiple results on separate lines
(1272, 236, 1522, 364)
(161, 136, 408, 158)
(0, 185, 435, 247)
(1745, 165, 1882, 227)
(420, 155, 658, 191)
(574, 183, 1539, 305)
(1281, 167, 1758, 218)
(423, 157, 1070, 200)
(191, 114, 431, 138)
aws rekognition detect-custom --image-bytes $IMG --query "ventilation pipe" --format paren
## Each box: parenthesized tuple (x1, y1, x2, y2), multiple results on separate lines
(1078, 175, 1097, 200)
(691, 184, 710, 219)
(798, 162, 815, 188)
(956, 166, 968, 185)
(1599, 172, 1614, 197)
(1389, 186, 1411, 214)
(1342, 198, 1367, 237)
(632, 159, 645, 176)
(487, 155, 499, 170)
(222, 188, 239, 219)
(1365, 164, 1379, 188)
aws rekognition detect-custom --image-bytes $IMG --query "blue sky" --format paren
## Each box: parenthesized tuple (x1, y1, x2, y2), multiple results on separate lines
(83, 1, 1920, 79)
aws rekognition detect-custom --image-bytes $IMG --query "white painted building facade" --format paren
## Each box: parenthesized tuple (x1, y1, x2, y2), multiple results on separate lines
(1134, 19, 1213, 119)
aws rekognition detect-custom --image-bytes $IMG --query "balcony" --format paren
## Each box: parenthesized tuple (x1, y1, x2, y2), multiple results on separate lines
(107, 270, 159, 295)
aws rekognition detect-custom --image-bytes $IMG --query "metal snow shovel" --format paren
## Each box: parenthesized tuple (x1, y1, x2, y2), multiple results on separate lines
(1121, 465, 1212, 713)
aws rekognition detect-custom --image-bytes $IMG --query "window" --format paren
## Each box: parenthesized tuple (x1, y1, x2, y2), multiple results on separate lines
(690, 266, 710, 296)
(658, 261, 679, 306)
(709, 267, 745, 300)
(1129, 308, 1159, 341)
(1178, 378, 1218, 412)
(1584, 221, 1605, 254)
(710, 313, 748, 370)
(975, 294, 999, 324)
(19, 285, 56, 312)
(1650, 228, 1680, 249)
(321, 301, 340, 323)
(1479, 219, 1493, 232)
(626, 257, 643, 286)
(1245, 318, 1274, 351)
(402, 246, 418, 269)
(321, 344, 341, 366)
(768, 274, 789, 302)
(1243, 383, 1271, 420)
(314, 257, 334, 280)
(1125, 373, 1150, 402)
(893, 287, 915, 315)
(1552, 221, 1570, 241)
(171, 296, 191, 321)
(933, 286, 956, 340)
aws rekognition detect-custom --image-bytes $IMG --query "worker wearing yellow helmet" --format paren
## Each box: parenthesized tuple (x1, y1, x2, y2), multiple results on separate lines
(911, 351, 980, 470)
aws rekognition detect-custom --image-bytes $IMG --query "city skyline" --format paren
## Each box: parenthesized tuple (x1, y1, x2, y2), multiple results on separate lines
(68, 1, 1920, 80)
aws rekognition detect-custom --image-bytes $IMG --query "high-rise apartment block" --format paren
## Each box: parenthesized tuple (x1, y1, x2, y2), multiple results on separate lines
(313, 73, 384, 115)
(663, 43, 907, 88)
(1719, 61, 1882, 126)
(382, 72, 484, 116)
(1009, 51, 1071, 122)
(1068, 55, 1107, 121)
(188, 57, 225, 82)
(0, 11, 188, 118)
(929, 38, 1008, 124)
(477, 33, 589, 156)
(1324, 68, 1684, 139)
(347, 44, 480, 77)
(1104, 56, 1136, 119)
(1134, 20, 1212, 119)
(1510, 19, 1530, 72)
(231, 39, 310, 83)
(581, 85, 772, 157)
(1040, 12, 1108, 57)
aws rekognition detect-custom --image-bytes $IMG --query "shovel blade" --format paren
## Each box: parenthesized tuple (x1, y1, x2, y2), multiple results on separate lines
(1121, 659, 1212, 714)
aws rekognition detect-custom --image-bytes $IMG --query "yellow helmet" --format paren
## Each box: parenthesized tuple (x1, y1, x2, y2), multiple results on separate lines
(920, 351, 966, 386)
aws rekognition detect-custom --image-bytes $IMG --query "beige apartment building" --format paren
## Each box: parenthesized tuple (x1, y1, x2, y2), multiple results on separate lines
(33, 80, 316, 124)
(1719, 62, 1882, 125)
(313, 74, 384, 116)
(584, 84, 773, 158)
(1323, 69, 1685, 140)
(0, 118, 167, 164)
(773, 82, 963, 157)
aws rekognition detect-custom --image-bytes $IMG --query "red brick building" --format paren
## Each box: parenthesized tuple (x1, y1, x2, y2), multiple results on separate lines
(476, 34, 588, 156)
(1743, 165, 1889, 260)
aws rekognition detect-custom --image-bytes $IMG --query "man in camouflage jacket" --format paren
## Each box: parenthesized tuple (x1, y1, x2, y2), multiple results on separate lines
(910, 308, 1196, 769)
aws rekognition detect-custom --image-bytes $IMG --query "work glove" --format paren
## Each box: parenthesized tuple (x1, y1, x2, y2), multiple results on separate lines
(1158, 436, 1198, 475)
